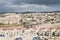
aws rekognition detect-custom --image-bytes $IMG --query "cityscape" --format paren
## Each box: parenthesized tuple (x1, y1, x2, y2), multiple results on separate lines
(0, 12, 60, 40)
(0, 0, 60, 40)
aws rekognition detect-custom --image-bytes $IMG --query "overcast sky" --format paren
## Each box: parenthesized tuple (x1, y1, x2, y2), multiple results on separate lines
(0, 0, 60, 12)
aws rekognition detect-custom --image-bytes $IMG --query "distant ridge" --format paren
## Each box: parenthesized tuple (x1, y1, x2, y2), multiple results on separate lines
(0, 11, 60, 14)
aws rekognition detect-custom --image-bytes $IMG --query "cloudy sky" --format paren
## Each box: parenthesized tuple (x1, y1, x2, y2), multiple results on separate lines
(0, 0, 60, 12)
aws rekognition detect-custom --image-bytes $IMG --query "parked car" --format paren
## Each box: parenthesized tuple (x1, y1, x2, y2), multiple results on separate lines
(15, 37, 22, 40)
(0, 34, 5, 37)
(33, 36, 41, 40)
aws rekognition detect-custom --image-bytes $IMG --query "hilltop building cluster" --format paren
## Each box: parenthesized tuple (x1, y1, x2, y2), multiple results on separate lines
(0, 12, 60, 40)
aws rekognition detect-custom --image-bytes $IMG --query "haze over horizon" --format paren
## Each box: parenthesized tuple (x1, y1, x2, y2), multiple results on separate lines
(0, 0, 60, 12)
